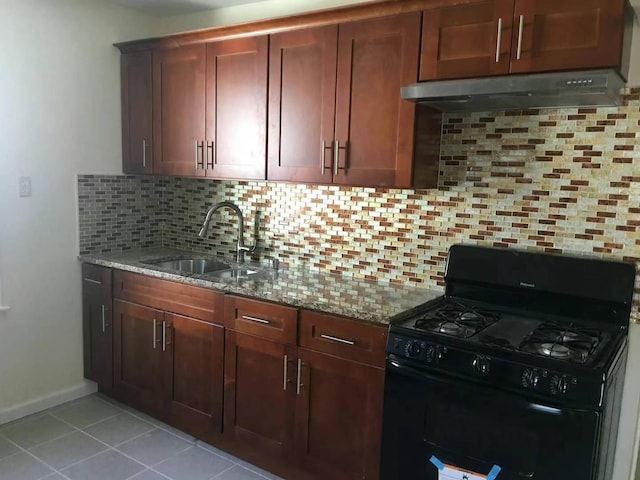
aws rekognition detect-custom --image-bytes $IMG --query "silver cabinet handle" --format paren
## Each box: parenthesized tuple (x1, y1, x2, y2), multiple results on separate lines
(296, 358, 303, 395)
(495, 18, 503, 63)
(162, 321, 167, 352)
(320, 334, 355, 346)
(283, 354, 288, 391)
(195, 141, 205, 169)
(152, 319, 157, 349)
(195, 141, 198, 169)
(101, 304, 106, 333)
(333, 140, 340, 176)
(516, 15, 524, 60)
(241, 315, 270, 325)
(321, 140, 326, 175)
(206, 141, 214, 170)
(83, 278, 101, 285)
(142, 139, 146, 168)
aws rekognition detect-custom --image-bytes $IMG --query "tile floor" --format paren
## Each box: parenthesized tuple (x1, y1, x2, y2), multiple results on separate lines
(0, 394, 283, 480)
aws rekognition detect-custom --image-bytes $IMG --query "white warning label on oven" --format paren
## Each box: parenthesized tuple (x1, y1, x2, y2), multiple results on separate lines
(438, 465, 487, 480)
(430, 456, 501, 480)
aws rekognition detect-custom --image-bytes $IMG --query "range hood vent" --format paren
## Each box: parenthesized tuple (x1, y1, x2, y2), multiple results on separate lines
(401, 69, 625, 112)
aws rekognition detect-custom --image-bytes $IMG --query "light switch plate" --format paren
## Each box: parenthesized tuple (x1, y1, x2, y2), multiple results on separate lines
(19, 176, 32, 197)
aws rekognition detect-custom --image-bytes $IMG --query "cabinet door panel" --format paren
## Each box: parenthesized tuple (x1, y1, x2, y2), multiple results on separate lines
(510, 0, 626, 73)
(224, 331, 295, 459)
(421, 0, 514, 80)
(154, 45, 206, 176)
(113, 300, 163, 414)
(334, 13, 420, 187)
(121, 51, 153, 174)
(295, 348, 385, 480)
(206, 37, 267, 180)
(267, 26, 338, 183)
(165, 313, 224, 437)
(82, 265, 113, 390)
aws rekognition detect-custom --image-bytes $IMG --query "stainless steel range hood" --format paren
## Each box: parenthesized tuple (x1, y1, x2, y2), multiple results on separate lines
(401, 69, 625, 112)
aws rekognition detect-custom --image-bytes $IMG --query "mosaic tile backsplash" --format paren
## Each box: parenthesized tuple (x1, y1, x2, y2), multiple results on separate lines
(77, 89, 640, 320)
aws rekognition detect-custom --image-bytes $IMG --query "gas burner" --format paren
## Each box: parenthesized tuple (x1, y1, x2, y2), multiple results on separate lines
(414, 302, 500, 339)
(539, 343, 571, 359)
(519, 322, 601, 364)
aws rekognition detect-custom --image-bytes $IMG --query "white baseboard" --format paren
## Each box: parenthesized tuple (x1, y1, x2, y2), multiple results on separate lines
(0, 381, 97, 425)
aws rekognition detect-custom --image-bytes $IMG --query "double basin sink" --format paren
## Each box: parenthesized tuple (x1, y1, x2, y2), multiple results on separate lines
(144, 257, 260, 280)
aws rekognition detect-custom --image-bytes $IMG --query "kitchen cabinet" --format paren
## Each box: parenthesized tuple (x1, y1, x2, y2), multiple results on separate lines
(268, 14, 432, 188)
(295, 311, 386, 480)
(153, 45, 206, 176)
(420, 0, 629, 80)
(82, 264, 113, 391)
(121, 51, 153, 174)
(137, 37, 267, 178)
(112, 271, 225, 437)
(224, 296, 298, 459)
(225, 296, 387, 480)
(205, 36, 267, 180)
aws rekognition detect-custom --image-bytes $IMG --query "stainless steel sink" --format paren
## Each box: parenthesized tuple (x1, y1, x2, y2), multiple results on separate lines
(206, 268, 260, 281)
(146, 258, 230, 275)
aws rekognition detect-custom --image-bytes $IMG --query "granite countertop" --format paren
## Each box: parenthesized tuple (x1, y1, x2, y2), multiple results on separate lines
(79, 248, 442, 325)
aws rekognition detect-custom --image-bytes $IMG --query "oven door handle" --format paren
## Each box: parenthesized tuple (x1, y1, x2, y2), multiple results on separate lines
(386, 357, 582, 416)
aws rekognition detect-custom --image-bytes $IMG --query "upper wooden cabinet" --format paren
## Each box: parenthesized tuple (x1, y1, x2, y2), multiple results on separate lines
(121, 51, 153, 174)
(420, 0, 629, 80)
(268, 14, 436, 188)
(206, 36, 268, 180)
(153, 45, 206, 177)
(122, 38, 267, 179)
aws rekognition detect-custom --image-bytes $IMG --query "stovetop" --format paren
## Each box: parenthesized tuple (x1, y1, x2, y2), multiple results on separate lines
(388, 296, 627, 406)
(404, 298, 610, 365)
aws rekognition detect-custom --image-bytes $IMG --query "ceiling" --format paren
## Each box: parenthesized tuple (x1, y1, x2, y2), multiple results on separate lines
(102, 0, 271, 17)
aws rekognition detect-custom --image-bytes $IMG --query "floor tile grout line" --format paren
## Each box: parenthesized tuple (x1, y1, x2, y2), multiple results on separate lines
(207, 463, 238, 479)
(0, 431, 75, 480)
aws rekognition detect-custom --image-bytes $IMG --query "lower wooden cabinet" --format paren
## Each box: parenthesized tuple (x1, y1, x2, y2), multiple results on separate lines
(83, 269, 387, 480)
(295, 348, 384, 480)
(82, 264, 113, 391)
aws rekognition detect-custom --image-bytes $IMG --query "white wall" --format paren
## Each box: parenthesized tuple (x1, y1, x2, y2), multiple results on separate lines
(0, 0, 158, 419)
(158, 0, 372, 34)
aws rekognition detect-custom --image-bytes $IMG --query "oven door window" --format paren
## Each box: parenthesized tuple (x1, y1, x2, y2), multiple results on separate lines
(383, 361, 600, 480)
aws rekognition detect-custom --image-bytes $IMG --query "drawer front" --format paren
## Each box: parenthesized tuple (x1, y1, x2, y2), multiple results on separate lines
(299, 311, 387, 367)
(82, 263, 112, 297)
(225, 295, 298, 345)
(113, 270, 223, 323)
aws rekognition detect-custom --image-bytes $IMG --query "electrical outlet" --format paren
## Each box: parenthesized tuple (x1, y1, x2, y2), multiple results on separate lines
(19, 176, 32, 197)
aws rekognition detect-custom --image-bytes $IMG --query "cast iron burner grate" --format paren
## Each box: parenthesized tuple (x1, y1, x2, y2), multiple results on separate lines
(414, 303, 501, 339)
(519, 323, 602, 364)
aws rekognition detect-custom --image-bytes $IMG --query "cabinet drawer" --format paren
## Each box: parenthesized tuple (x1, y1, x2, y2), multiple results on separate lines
(113, 270, 223, 323)
(299, 311, 387, 367)
(82, 264, 112, 297)
(225, 295, 298, 345)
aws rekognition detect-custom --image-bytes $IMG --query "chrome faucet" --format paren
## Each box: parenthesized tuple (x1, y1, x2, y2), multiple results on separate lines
(198, 201, 255, 263)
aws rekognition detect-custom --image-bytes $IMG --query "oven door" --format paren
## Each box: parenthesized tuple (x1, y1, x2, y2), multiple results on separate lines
(380, 357, 600, 480)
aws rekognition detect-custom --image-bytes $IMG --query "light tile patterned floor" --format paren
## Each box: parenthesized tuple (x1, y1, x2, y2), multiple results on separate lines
(0, 394, 283, 480)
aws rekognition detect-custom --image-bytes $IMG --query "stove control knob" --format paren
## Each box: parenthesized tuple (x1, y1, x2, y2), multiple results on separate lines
(550, 375, 569, 395)
(472, 356, 490, 376)
(406, 341, 422, 358)
(521, 369, 540, 389)
(425, 345, 436, 362)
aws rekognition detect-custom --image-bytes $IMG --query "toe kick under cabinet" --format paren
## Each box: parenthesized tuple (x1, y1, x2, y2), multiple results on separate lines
(81, 266, 387, 480)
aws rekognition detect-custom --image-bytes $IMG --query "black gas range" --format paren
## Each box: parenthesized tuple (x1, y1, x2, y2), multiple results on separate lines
(381, 244, 636, 480)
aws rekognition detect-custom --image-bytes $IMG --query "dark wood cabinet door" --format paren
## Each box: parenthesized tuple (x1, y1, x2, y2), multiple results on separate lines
(113, 300, 163, 414)
(163, 313, 224, 438)
(153, 45, 206, 176)
(510, 0, 626, 74)
(224, 330, 296, 459)
(295, 348, 385, 480)
(267, 26, 338, 183)
(121, 51, 153, 174)
(421, 0, 514, 80)
(206, 36, 268, 180)
(82, 265, 113, 390)
(334, 13, 421, 188)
